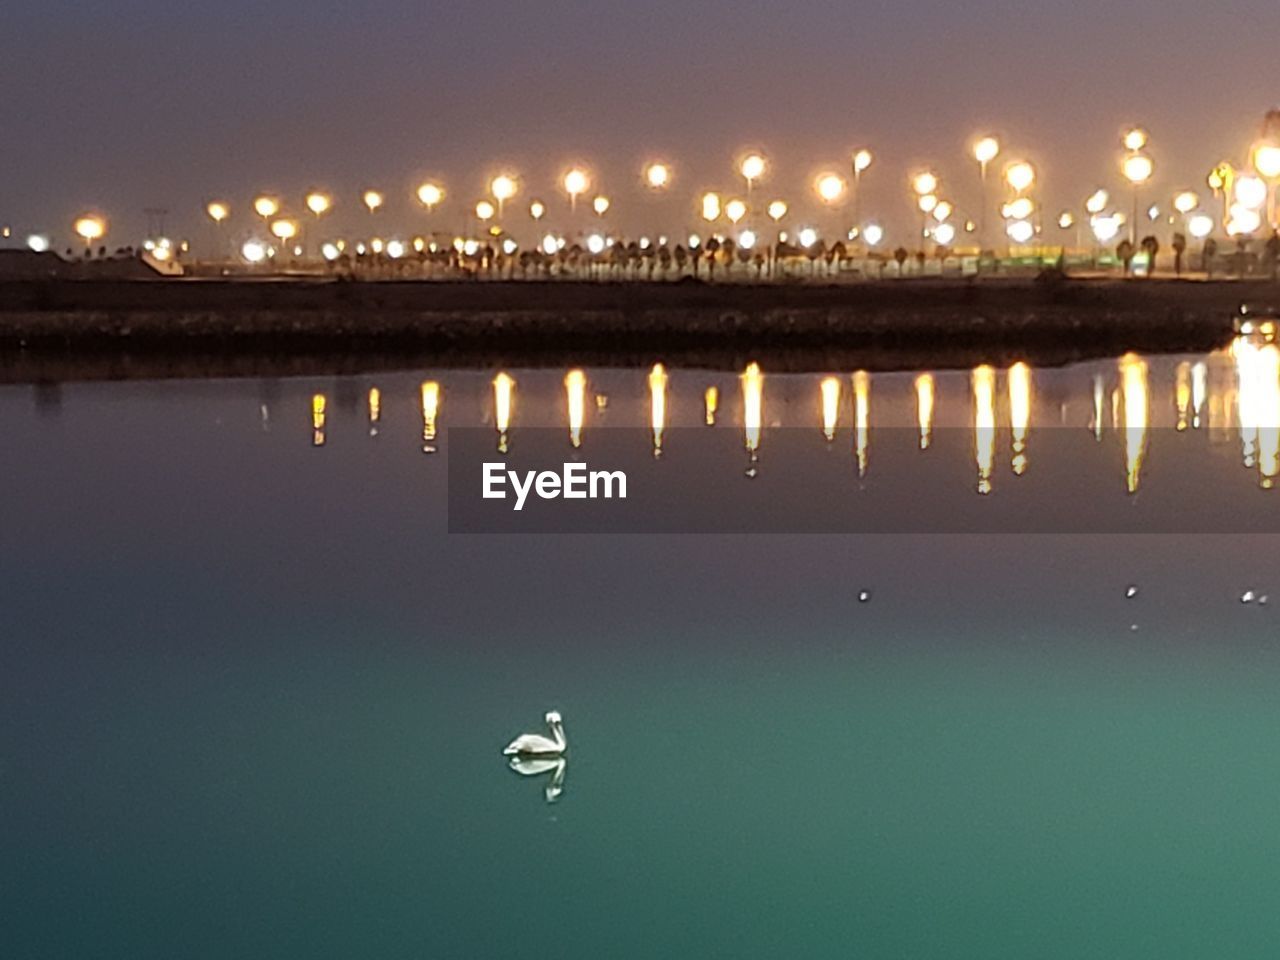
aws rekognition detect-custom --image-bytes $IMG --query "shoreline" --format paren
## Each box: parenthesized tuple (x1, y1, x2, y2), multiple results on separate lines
(0, 276, 1273, 383)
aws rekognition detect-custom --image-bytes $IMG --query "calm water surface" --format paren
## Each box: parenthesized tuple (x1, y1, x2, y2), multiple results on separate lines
(3, 336, 1280, 958)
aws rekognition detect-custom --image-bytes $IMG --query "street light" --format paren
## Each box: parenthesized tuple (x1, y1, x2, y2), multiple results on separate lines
(1173, 191, 1199, 214)
(726, 199, 747, 224)
(475, 200, 495, 221)
(74, 214, 106, 248)
(853, 149, 873, 175)
(932, 200, 953, 222)
(270, 219, 297, 241)
(305, 191, 331, 217)
(1122, 154, 1154, 242)
(563, 168, 589, 211)
(816, 173, 846, 204)
(592, 195, 610, 216)
(363, 189, 384, 214)
(645, 162, 671, 189)
(1235, 175, 1267, 210)
(529, 200, 546, 220)
(1005, 161, 1035, 194)
(1187, 214, 1214, 239)
(918, 194, 939, 214)
(701, 192, 721, 222)
(973, 136, 1000, 247)
(1085, 189, 1109, 215)
(206, 201, 229, 224)
(852, 148, 873, 229)
(1123, 127, 1148, 152)
(1007, 219, 1034, 244)
(417, 182, 444, 210)
(767, 200, 788, 222)
(253, 195, 279, 220)
(740, 153, 766, 192)
(912, 171, 938, 196)
(491, 174, 517, 216)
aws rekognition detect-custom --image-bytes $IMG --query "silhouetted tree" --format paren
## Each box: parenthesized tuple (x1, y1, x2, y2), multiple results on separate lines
(1202, 237, 1218, 277)
(1171, 232, 1187, 277)
(674, 245, 688, 276)
(1266, 231, 1280, 281)
(893, 246, 908, 276)
(1140, 236, 1159, 277)
(1117, 239, 1136, 276)
(705, 238, 721, 280)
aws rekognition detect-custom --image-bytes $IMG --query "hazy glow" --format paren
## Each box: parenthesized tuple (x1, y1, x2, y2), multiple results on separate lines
(592, 195, 610, 215)
(852, 149, 873, 174)
(932, 200, 953, 222)
(529, 200, 546, 220)
(918, 194, 938, 214)
(541, 233, 558, 255)
(241, 240, 267, 263)
(305, 192, 331, 216)
(797, 227, 818, 248)
(475, 200, 495, 220)
(26, 234, 49, 252)
(1006, 219, 1034, 244)
(1234, 175, 1267, 210)
(912, 171, 938, 196)
(740, 153, 766, 183)
(767, 199, 788, 221)
(972, 365, 996, 494)
(726, 199, 746, 223)
(973, 136, 1000, 165)
(586, 233, 606, 254)
(863, 223, 884, 246)
(491, 174, 517, 202)
(270, 219, 297, 241)
(933, 222, 956, 245)
(915, 373, 934, 450)
(321, 242, 340, 261)
(312, 393, 327, 447)
(645, 162, 670, 189)
(565, 369, 586, 448)
(1173, 190, 1199, 214)
(701, 192, 721, 222)
(386, 239, 406, 258)
(1123, 127, 1148, 151)
(74, 215, 106, 242)
(362, 189, 384, 213)
(820, 376, 840, 442)
(738, 229, 756, 249)
(1255, 145, 1280, 180)
(253, 195, 279, 219)
(563, 168, 589, 199)
(417, 182, 444, 208)
(1188, 214, 1214, 238)
(704, 386, 719, 426)
(1058, 211, 1074, 229)
(1122, 154, 1154, 185)
(1005, 161, 1035, 193)
(1085, 189, 1109, 214)
(1228, 206, 1262, 236)
(206, 201, 229, 223)
(1005, 197, 1033, 220)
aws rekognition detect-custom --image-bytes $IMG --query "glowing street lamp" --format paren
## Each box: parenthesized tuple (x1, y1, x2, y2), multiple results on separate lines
(1187, 213, 1214, 239)
(740, 153, 766, 192)
(73, 214, 106, 248)
(270, 219, 298, 242)
(1003, 196, 1034, 221)
(1122, 153, 1154, 242)
(701, 192, 722, 222)
(912, 171, 938, 196)
(363, 189, 384, 214)
(1085, 189, 1109, 215)
(816, 173, 846, 204)
(1057, 211, 1074, 229)
(1123, 127, 1148, 152)
(932, 200, 954, 222)
(592, 195, 610, 217)
(475, 200, 495, 222)
(253, 195, 279, 220)
(853, 149, 873, 176)
(1173, 190, 1199, 215)
(206, 201, 229, 224)
(1005, 161, 1035, 194)
(529, 200, 546, 220)
(725, 199, 747, 224)
(918, 194, 938, 214)
(934, 222, 956, 246)
(563, 168, 589, 211)
(417, 182, 444, 210)
(973, 135, 1000, 246)
(767, 199, 787, 222)
(490, 174, 517, 216)
(1006, 219, 1034, 244)
(305, 191, 331, 217)
(645, 162, 671, 189)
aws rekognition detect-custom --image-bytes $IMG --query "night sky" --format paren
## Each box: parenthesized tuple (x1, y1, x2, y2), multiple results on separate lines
(3, 0, 1279, 244)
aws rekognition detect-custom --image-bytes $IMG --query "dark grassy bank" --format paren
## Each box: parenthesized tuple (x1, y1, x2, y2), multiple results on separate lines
(0, 276, 1273, 382)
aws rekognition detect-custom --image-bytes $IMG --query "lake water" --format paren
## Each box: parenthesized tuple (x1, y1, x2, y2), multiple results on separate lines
(3, 331, 1280, 958)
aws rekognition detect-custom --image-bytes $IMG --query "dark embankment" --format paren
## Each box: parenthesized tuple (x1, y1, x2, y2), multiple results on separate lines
(0, 276, 1274, 382)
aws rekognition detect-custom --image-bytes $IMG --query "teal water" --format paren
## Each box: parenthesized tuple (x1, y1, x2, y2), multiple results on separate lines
(2, 346, 1280, 958)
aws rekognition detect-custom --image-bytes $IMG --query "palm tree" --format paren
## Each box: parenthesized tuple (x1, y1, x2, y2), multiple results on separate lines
(705, 238, 721, 280)
(674, 245, 688, 276)
(893, 247, 908, 276)
(1171, 232, 1187, 277)
(1202, 237, 1217, 278)
(1140, 236, 1159, 277)
(1117, 239, 1135, 276)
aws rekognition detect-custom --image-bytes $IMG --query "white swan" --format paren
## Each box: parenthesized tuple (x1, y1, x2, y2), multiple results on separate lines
(503, 710, 566, 757)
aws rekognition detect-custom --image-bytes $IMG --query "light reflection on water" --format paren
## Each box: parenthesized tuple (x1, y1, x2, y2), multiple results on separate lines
(302, 331, 1280, 495)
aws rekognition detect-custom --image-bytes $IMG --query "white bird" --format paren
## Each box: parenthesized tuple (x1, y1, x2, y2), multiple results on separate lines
(503, 710, 566, 757)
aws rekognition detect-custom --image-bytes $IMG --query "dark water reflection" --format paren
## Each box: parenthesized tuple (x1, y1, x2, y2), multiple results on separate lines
(2, 334, 1280, 958)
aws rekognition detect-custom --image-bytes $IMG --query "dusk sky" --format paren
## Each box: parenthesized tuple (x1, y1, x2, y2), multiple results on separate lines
(4, 0, 1280, 243)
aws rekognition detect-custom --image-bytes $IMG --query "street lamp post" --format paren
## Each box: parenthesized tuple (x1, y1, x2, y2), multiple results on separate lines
(973, 136, 1000, 253)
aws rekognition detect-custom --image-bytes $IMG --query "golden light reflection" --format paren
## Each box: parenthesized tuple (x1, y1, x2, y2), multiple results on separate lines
(311, 393, 327, 447)
(421, 380, 441, 451)
(565, 369, 586, 448)
(853, 370, 870, 477)
(1191, 361, 1207, 429)
(1175, 361, 1191, 431)
(1232, 336, 1280, 486)
(1120, 353, 1149, 494)
(914, 373, 934, 450)
(1091, 374, 1105, 441)
(492, 373, 513, 453)
(368, 386, 381, 437)
(1008, 361, 1031, 475)
(649, 363, 668, 455)
(820, 376, 840, 442)
(704, 386, 719, 426)
(972, 365, 995, 494)
(742, 362, 764, 457)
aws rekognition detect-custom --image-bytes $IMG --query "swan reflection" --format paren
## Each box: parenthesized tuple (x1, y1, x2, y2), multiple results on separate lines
(508, 756, 568, 804)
